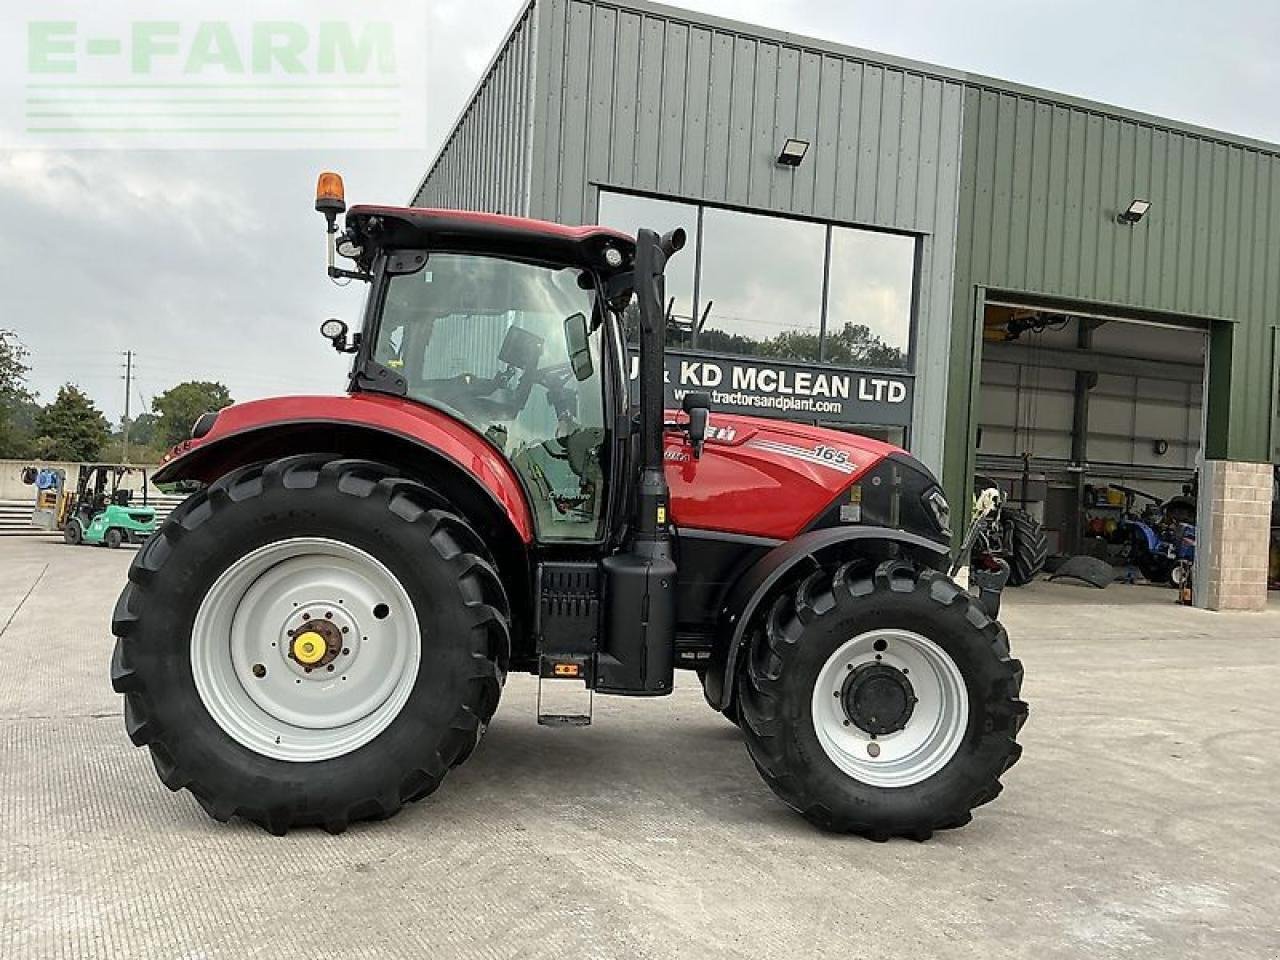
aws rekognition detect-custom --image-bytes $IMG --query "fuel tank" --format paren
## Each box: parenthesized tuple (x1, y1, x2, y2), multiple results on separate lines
(664, 413, 948, 543)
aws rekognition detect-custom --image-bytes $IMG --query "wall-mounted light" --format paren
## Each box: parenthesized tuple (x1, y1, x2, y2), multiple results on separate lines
(776, 138, 810, 167)
(1117, 199, 1151, 225)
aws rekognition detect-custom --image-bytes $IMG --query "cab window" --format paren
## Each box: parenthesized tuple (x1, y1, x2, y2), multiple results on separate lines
(374, 254, 608, 542)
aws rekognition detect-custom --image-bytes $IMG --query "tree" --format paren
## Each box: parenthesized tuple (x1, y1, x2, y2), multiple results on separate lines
(0, 330, 37, 458)
(153, 381, 233, 447)
(34, 384, 110, 462)
(820, 322, 905, 369)
(127, 412, 161, 449)
(695, 321, 905, 370)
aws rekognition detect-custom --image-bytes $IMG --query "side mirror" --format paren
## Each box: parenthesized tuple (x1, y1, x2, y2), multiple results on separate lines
(681, 390, 711, 459)
(563, 312, 593, 381)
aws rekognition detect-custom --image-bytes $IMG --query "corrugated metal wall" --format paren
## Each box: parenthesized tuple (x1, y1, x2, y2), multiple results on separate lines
(412, 2, 538, 214)
(946, 87, 1280, 508)
(524, 0, 965, 472)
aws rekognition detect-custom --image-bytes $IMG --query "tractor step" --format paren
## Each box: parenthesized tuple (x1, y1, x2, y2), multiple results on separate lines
(534, 562, 600, 727)
(537, 655, 593, 726)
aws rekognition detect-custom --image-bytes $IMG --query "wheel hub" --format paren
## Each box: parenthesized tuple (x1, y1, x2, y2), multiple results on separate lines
(841, 663, 917, 736)
(287, 615, 344, 670)
(292, 631, 326, 665)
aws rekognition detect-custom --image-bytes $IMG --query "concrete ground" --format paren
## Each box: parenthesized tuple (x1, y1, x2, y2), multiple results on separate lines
(1, 537, 1276, 960)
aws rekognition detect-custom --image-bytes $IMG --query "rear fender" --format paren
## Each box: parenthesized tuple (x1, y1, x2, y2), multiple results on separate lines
(154, 414, 536, 655)
(704, 526, 951, 712)
(155, 396, 534, 545)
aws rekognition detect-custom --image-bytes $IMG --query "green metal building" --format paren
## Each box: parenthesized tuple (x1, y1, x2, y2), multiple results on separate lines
(416, 0, 1280, 607)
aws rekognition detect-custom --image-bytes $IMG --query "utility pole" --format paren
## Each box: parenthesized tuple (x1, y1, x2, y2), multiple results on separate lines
(121, 351, 134, 464)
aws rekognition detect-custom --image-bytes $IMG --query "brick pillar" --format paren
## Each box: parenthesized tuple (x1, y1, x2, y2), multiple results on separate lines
(1195, 460, 1272, 611)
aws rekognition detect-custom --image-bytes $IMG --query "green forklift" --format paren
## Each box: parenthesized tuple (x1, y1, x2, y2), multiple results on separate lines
(27, 464, 157, 547)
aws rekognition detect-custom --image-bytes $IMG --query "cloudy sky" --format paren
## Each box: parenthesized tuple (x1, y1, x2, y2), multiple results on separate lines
(4, 0, 1278, 424)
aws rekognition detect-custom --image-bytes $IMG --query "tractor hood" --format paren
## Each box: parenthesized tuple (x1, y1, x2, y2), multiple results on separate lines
(664, 412, 950, 545)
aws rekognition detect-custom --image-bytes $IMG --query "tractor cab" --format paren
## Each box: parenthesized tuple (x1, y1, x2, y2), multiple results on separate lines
(333, 210, 633, 543)
(61, 464, 156, 548)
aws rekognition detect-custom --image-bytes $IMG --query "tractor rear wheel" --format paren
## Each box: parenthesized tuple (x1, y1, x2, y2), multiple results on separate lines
(1002, 509, 1047, 586)
(110, 454, 510, 834)
(737, 559, 1026, 840)
(105, 527, 124, 549)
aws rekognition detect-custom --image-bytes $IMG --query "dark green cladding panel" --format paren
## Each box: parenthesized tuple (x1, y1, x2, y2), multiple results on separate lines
(945, 85, 1280, 517)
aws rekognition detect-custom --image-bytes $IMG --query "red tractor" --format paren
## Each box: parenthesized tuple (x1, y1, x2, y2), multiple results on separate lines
(111, 174, 1026, 839)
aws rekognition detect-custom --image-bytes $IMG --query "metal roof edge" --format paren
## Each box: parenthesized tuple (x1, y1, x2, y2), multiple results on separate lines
(410, 0, 541, 205)
(596, 0, 1280, 158)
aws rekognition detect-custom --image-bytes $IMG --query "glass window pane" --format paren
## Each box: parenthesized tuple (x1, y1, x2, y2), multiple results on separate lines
(597, 192, 697, 348)
(696, 208, 826, 361)
(825, 228, 915, 370)
(377, 255, 608, 542)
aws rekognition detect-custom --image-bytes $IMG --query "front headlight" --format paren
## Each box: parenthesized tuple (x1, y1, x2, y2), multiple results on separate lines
(923, 487, 950, 532)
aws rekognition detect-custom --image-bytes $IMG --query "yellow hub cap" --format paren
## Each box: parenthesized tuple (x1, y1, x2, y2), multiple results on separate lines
(292, 631, 326, 665)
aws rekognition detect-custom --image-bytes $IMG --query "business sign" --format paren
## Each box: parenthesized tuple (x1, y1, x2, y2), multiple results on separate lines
(628, 350, 914, 427)
(7, 2, 427, 149)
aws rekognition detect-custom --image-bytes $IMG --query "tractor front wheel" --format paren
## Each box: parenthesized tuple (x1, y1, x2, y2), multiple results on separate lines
(111, 454, 510, 834)
(63, 520, 83, 546)
(737, 559, 1026, 840)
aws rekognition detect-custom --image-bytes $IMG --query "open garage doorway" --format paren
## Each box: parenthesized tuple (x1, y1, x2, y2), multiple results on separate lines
(975, 298, 1207, 601)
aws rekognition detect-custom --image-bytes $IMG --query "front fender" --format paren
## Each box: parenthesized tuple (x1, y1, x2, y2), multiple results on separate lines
(705, 526, 951, 712)
(155, 394, 535, 544)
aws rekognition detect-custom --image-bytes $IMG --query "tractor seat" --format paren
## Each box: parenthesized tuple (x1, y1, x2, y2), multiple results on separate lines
(112, 490, 133, 507)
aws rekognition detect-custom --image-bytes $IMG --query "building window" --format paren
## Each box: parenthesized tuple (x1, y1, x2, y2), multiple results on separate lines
(597, 189, 916, 371)
(596, 192, 697, 347)
(825, 227, 914, 369)
(697, 207, 826, 361)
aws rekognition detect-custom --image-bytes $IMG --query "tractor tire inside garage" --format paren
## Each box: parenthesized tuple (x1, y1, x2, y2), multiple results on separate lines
(110, 454, 510, 835)
(1003, 508, 1048, 586)
(736, 559, 1026, 840)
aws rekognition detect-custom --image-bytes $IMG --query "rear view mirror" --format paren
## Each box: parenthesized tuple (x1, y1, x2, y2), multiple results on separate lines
(564, 312, 593, 381)
(681, 390, 711, 458)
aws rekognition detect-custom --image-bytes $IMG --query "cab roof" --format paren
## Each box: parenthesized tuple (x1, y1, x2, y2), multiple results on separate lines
(345, 205, 636, 275)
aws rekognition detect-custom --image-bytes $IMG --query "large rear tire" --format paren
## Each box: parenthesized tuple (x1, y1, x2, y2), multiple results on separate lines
(737, 559, 1026, 840)
(1002, 508, 1047, 586)
(110, 455, 510, 834)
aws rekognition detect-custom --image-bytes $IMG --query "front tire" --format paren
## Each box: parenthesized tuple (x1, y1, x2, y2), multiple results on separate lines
(110, 455, 510, 834)
(737, 559, 1026, 839)
(64, 520, 83, 546)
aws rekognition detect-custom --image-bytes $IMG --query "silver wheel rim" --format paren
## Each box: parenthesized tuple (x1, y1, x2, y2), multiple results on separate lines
(810, 629, 969, 788)
(191, 537, 420, 763)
